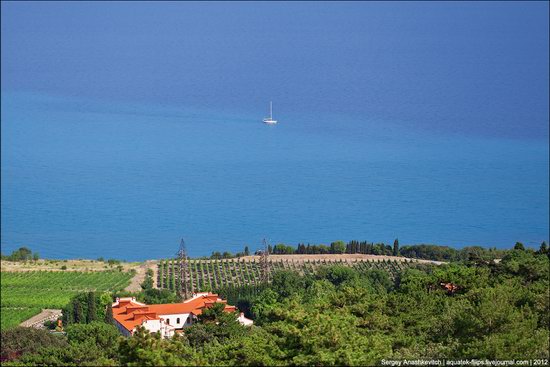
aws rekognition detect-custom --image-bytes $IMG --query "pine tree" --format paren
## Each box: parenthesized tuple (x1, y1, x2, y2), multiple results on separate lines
(244, 246, 250, 256)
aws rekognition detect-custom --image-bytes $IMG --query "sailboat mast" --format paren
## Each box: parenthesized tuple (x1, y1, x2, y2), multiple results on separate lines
(270, 101, 273, 119)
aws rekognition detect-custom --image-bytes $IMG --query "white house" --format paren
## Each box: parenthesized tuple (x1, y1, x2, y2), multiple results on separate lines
(112, 292, 253, 338)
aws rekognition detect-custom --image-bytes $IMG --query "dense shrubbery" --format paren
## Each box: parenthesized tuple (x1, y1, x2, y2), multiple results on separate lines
(2, 247, 548, 366)
(5, 322, 121, 366)
(0, 327, 67, 362)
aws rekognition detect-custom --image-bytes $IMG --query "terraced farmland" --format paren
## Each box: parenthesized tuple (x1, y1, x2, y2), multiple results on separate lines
(157, 255, 424, 293)
(0, 271, 133, 330)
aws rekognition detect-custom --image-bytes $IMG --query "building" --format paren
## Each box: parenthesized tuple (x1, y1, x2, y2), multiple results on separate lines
(112, 292, 253, 338)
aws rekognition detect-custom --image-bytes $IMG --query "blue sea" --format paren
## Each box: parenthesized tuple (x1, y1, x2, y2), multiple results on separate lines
(1, 2, 548, 260)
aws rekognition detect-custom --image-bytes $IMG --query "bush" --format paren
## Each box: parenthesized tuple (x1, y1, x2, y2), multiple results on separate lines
(0, 327, 68, 362)
(1, 247, 38, 262)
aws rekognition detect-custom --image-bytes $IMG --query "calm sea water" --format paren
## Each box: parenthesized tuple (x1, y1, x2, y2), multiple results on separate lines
(1, 2, 548, 260)
(1, 91, 548, 260)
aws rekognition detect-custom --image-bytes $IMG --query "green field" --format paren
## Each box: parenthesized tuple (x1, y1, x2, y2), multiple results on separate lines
(0, 271, 133, 330)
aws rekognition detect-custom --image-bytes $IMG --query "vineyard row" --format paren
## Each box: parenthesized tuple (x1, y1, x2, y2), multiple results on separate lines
(156, 258, 419, 293)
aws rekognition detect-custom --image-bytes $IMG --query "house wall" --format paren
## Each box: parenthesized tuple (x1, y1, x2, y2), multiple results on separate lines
(114, 319, 132, 337)
(158, 313, 192, 328)
(142, 319, 176, 338)
(142, 319, 162, 333)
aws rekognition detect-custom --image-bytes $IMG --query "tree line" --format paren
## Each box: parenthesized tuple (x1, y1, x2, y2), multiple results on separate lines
(202, 240, 548, 262)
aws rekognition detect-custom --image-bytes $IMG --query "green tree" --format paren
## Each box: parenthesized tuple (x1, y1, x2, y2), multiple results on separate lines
(105, 302, 114, 325)
(74, 301, 84, 324)
(317, 265, 358, 286)
(4, 247, 33, 261)
(200, 327, 284, 366)
(271, 270, 305, 298)
(393, 238, 400, 256)
(538, 241, 548, 255)
(244, 246, 250, 256)
(330, 240, 346, 254)
(141, 273, 154, 290)
(118, 326, 197, 366)
(500, 249, 549, 282)
(66, 322, 120, 359)
(86, 292, 97, 323)
(0, 327, 68, 362)
(198, 302, 234, 325)
(251, 288, 279, 321)
(140, 288, 179, 304)
(514, 242, 525, 251)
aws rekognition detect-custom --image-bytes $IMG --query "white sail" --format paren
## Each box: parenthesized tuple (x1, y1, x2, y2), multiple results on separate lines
(263, 101, 277, 124)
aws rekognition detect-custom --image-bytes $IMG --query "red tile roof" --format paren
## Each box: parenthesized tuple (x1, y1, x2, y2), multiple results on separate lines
(112, 293, 236, 333)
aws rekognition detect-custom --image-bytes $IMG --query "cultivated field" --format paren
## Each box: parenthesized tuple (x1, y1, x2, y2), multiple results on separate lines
(0, 271, 134, 330)
(0, 259, 141, 272)
(157, 254, 435, 292)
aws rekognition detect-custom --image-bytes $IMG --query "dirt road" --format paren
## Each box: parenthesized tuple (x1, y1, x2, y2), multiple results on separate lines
(124, 260, 158, 292)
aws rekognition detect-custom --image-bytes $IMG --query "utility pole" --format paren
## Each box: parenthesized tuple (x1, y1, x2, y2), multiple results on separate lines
(176, 238, 190, 299)
(260, 238, 270, 283)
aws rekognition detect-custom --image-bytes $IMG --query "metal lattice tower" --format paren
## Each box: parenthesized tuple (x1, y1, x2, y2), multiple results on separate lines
(176, 238, 190, 299)
(260, 238, 270, 283)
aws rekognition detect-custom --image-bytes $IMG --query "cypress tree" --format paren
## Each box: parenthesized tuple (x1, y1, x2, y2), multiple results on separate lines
(393, 239, 400, 256)
(244, 246, 250, 256)
(105, 302, 114, 324)
(87, 292, 97, 323)
(539, 241, 548, 255)
(74, 301, 83, 324)
(514, 242, 525, 251)
(64, 303, 74, 325)
(366, 242, 373, 254)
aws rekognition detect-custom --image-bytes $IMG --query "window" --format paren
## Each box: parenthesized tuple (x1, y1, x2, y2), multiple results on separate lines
(166, 318, 170, 325)
(177, 318, 180, 324)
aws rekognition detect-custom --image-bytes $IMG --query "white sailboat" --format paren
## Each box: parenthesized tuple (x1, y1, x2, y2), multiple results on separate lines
(263, 101, 277, 124)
